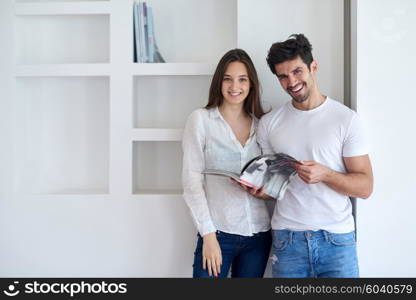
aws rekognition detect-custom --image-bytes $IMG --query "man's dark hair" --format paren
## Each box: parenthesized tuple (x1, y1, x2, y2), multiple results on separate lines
(266, 34, 314, 75)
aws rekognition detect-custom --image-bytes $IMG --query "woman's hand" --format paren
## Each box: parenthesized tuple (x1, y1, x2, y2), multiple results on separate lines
(202, 232, 222, 277)
(246, 187, 273, 200)
(231, 178, 273, 200)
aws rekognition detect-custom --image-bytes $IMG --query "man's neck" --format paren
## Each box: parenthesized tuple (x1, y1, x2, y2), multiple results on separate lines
(292, 89, 326, 111)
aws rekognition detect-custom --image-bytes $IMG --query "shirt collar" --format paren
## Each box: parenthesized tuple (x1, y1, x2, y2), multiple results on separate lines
(208, 106, 258, 121)
(209, 106, 257, 138)
(208, 106, 222, 119)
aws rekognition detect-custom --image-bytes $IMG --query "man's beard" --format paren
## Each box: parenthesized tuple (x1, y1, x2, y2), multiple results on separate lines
(290, 87, 309, 103)
(287, 82, 309, 103)
(292, 93, 308, 103)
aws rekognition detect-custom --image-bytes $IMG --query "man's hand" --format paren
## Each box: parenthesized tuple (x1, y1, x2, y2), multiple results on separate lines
(294, 155, 373, 199)
(295, 160, 332, 184)
(202, 232, 222, 277)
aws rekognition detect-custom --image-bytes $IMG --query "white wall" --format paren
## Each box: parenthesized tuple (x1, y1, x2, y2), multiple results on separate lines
(0, 0, 16, 276)
(354, 0, 416, 277)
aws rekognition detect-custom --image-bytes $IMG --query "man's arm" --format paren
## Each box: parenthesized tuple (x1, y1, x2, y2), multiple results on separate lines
(296, 154, 373, 199)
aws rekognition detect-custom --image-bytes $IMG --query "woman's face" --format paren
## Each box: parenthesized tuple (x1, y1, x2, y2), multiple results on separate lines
(221, 61, 251, 107)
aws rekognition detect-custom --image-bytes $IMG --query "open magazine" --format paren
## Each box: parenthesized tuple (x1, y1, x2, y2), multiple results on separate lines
(202, 153, 299, 200)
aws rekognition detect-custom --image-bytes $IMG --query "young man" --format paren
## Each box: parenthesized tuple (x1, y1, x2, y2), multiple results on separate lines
(253, 34, 373, 278)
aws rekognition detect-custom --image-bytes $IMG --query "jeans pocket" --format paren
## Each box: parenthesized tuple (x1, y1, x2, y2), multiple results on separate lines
(328, 232, 356, 246)
(272, 238, 288, 251)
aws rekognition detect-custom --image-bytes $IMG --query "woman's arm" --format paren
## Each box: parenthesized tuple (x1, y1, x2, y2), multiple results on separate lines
(182, 110, 221, 276)
(182, 110, 216, 235)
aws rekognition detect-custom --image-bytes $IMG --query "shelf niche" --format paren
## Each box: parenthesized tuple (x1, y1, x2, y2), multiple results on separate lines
(15, 14, 109, 64)
(16, 76, 110, 195)
(133, 75, 211, 128)
(134, 0, 237, 63)
(132, 141, 183, 195)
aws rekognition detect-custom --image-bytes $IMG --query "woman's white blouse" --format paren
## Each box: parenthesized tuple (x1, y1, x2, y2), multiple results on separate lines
(182, 107, 271, 237)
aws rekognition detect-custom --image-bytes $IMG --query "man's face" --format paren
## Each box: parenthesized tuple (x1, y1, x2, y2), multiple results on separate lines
(274, 56, 317, 103)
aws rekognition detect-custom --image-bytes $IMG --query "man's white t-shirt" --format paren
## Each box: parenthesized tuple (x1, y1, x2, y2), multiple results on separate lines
(257, 97, 368, 233)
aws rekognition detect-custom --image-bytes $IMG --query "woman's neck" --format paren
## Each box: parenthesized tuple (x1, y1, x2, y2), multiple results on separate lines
(218, 102, 248, 121)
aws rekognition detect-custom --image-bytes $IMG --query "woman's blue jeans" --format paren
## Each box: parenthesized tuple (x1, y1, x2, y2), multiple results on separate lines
(271, 230, 359, 278)
(192, 230, 272, 278)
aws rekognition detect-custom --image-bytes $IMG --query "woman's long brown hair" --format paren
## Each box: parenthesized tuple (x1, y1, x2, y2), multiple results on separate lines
(205, 49, 265, 119)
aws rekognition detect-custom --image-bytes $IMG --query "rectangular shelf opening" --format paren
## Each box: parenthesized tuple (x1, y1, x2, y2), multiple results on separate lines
(15, 76, 110, 195)
(132, 141, 183, 195)
(15, 15, 109, 64)
(133, 75, 211, 128)
(133, 0, 237, 63)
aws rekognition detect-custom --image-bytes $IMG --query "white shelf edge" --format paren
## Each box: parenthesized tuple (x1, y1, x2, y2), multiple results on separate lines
(14, 193, 184, 201)
(15, 63, 215, 77)
(132, 191, 183, 197)
(131, 63, 215, 76)
(15, 2, 111, 16)
(15, 64, 111, 77)
(132, 129, 183, 141)
(14, 193, 112, 202)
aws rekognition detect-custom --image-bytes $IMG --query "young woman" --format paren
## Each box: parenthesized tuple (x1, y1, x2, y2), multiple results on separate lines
(182, 49, 272, 278)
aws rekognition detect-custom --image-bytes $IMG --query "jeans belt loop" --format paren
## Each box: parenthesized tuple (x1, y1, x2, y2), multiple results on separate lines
(323, 230, 329, 243)
(288, 231, 293, 245)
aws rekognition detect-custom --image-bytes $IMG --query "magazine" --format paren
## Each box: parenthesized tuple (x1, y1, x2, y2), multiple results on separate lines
(133, 1, 165, 63)
(202, 153, 299, 200)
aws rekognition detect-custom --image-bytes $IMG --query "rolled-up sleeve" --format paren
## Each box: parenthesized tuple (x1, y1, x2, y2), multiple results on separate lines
(182, 110, 216, 236)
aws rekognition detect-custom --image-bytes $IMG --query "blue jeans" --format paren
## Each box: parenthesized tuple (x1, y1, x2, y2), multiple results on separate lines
(271, 230, 359, 278)
(193, 230, 271, 278)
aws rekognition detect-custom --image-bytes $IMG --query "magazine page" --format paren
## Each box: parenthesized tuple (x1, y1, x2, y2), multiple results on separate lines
(240, 153, 298, 199)
(203, 153, 298, 198)
(202, 169, 240, 180)
(202, 169, 260, 189)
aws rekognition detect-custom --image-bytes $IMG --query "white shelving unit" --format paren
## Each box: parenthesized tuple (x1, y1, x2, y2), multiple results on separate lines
(13, 0, 237, 198)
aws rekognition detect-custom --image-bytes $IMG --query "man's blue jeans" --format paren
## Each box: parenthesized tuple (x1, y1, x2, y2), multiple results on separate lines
(271, 230, 359, 278)
(193, 230, 271, 278)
